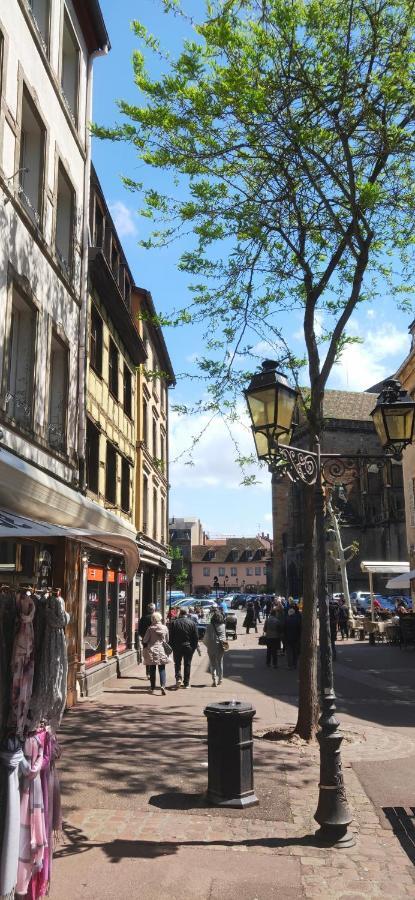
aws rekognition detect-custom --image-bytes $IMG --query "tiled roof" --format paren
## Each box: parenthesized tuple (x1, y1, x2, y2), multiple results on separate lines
(299, 390, 377, 423)
(192, 537, 269, 564)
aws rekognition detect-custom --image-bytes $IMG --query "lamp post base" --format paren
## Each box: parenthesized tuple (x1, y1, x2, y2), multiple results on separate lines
(314, 824, 356, 849)
(314, 692, 355, 849)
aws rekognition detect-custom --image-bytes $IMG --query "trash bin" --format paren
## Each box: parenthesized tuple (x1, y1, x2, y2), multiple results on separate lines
(203, 700, 258, 808)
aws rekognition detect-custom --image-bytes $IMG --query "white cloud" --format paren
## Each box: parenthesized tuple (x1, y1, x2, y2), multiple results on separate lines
(329, 323, 409, 391)
(109, 201, 138, 238)
(366, 309, 375, 319)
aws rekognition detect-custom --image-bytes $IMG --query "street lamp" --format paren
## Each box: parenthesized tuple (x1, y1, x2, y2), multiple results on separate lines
(244, 362, 415, 848)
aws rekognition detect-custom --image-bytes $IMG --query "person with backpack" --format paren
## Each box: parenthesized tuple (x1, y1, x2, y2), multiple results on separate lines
(203, 609, 227, 686)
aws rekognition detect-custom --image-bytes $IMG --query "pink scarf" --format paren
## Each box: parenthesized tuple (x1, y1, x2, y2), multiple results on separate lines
(8, 593, 35, 739)
(16, 735, 48, 897)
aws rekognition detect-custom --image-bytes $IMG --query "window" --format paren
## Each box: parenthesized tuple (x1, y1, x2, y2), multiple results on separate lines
(61, 11, 79, 124)
(152, 417, 158, 458)
(111, 242, 119, 282)
(124, 275, 131, 309)
(161, 498, 165, 544)
(263, 567, 267, 575)
(6, 287, 36, 427)
(94, 200, 104, 248)
(153, 487, 157, 540)
(121, 458, 130, 513)
(28, 0, 50, 53)
(86, 419, 99, 494)
(55, 163, 75, 278)
(255, 566, 261, 576)
(105, 442, 117, 504)
(142, 399, 148, 445)
(160, 431, 165, 466)
(143, 474, 148, 533)
(108, 339, 119, 399)
(231, 567, 237, 577)
(123, 364, 132, 418)
(90, 306, 103, 375)
(203, 567, 210, 577)
(219, 567, 225, 576)
(246, 567, 253, 576)
(19, 87, 45, 226)
(48, 333, 68, 452)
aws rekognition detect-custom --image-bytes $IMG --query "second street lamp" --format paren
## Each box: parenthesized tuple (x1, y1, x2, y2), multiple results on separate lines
(244, 361, 415, 848)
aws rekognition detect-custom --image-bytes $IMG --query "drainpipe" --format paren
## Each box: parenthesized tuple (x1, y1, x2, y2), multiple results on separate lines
(78, 45, 109, 491)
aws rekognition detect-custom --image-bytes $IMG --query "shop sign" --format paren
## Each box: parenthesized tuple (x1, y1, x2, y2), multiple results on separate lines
(87, 566, 104, 582)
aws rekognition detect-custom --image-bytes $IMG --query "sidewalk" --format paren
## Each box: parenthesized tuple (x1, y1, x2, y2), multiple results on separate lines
(52, 631, 415, 899)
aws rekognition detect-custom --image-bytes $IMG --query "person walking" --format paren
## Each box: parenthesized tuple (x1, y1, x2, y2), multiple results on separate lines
(285, 606, 301, 669)
(254, 597, 262, 625)
(142, 612, 171, 695)
(204, 610, 226, 686)
(137, 603, 155, 677)
(263, 603, 284, 668)
(169, 608, 199, 688)
(338, 599, 349, 640)
(243, 600, 256, 634)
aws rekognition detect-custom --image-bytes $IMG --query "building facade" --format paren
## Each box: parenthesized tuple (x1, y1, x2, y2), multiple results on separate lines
(191, 536, 272, 595)
(168, 517, 206, 593)
(132, 287, 175, 619)
(272, 389, 406, 598)
(395, 321, 415, 592)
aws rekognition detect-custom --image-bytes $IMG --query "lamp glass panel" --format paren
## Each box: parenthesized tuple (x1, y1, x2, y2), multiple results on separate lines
(372, 407, 388, 447)
(384, 406, 415, 443)
(246, 387, 276, 429)
(276, 388, 297, 435)
(253, 429, 269, 459)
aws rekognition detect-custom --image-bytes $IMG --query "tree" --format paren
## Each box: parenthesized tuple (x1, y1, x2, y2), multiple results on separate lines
(168, 545, 189, 591)
(95, 0, 415, 737)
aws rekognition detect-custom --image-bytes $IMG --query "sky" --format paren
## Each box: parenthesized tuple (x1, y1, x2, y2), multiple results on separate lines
(93, 0, 414, 539)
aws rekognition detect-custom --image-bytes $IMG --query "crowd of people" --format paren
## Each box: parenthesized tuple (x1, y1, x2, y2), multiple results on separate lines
(243, 597, 302, 669)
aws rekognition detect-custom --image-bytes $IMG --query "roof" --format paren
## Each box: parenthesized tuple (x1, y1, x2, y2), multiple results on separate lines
(73, 0, 110, 53)
(360, 561, 410, 575)
(299, 389, 378, 424)
(192, 537, 270, 564)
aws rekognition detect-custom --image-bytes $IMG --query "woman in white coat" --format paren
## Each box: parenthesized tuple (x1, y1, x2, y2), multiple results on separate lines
(204, 610, 227, 687)
(142, 612, 171, 694)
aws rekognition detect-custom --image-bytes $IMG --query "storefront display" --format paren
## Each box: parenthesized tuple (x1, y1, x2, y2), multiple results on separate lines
(0, 586, 68, 900)
(84, 560, 131, 669)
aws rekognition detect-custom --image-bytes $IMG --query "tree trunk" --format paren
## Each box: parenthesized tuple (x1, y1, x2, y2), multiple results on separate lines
(295, 482, 319, 740)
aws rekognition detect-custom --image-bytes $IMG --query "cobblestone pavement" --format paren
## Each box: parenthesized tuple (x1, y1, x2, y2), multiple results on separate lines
(53, 629, 415, 900)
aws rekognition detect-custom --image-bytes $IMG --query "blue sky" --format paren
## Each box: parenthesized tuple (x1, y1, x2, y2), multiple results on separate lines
(93, 1, 414, 538)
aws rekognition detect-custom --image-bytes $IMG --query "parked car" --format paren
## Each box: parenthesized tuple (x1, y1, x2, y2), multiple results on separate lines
(230, 593, 249, 609)
(174, 597, 217, 611)
(350, 592, 386, 614)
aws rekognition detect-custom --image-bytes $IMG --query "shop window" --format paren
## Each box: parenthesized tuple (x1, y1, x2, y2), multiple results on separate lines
(90, 306, 103, 376)
(94, 199, 104, 248)
(143, 474, 148, 533)
(203, 567, 210, 577)
(55, 162, 75, 278)
(19, 87, 45, 226)
(123, 364, 132, 418)
(48, 332, 68, 452)
(28, 0, 50, 53)
(61, 11, 79, 124)
(20, 543, 35, 576)
(152, 417, 158, 458)
(108, 338, 119, 399)
(142, 399, 148, 445)
(105, 441, 117, 505)
(121, 458, 130, 513)
(231, 566, 237, 577)
(6, 287, 37, 428)
(0, 542, 16, 571)
(86, 419, 99, 494)
(153, 487, 157, 540)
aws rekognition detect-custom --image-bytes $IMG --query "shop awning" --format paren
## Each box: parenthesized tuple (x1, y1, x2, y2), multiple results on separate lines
(386, 570, 415, 590)
(0, 509, 139, 580)
(360, 560, 410, 576)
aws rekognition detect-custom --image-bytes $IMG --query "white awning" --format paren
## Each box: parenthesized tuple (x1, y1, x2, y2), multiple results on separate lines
(360, 560, 410, 575)
(386, 570, 415, 590)
(0, 509, 139, 580)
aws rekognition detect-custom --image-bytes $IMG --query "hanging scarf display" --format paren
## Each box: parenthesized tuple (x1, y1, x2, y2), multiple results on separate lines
(8, 593, 35, 740)
(16, 734, 48, 898)
(0, 738, 25, 900)
(28, 595, 69, 732)
(0, 592, 16, 742)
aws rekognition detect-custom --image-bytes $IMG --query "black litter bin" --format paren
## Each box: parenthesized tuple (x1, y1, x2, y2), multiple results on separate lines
(204, 700, 258, 808)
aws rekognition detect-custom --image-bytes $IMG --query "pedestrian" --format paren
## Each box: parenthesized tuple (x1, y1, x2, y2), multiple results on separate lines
(243, 600, 256, 634)
(265, 597, 273, 618)
(329, 601, 339, 660)
(263, 604, 283, 668)
(142, 612, 171, 695)
(169, 608, 199, 689)
(254, 597, 262, 624)
(338, 600, 349, 640)
(188, 606, 199, 623)
(204, 609, 226, 686)
(137, 603, 155, 677)
(285, 607, 301, 669)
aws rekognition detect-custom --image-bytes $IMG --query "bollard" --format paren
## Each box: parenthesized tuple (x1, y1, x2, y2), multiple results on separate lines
(203, 700, 258, 808)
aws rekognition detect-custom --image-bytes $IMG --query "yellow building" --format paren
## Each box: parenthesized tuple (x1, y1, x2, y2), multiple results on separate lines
(83, 167, 146, 694)
(395, 321, 415, 589)
(132, 287, 175, 618)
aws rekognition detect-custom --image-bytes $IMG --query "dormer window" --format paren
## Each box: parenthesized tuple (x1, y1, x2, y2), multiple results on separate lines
(245, 548, 253, 561)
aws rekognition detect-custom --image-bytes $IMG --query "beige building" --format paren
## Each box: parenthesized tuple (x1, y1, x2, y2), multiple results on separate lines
(192, 536, 273, 595)
(132, 286, 175, 617)
(82, 167, 146, 694)
(395, 321, 415, 588)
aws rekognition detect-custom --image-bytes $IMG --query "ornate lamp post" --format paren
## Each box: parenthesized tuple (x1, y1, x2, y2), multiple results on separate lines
(244, 361, 415, 848)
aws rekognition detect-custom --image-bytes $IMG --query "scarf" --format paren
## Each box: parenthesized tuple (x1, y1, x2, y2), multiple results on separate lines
(16, 735, 47, 897)
(28, 597, 69, 732)
(0, 739, 25, 900)
(8, 594, 35, 739)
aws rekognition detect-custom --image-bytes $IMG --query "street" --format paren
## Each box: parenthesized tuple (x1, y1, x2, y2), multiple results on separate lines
(52, 615, 415, 899)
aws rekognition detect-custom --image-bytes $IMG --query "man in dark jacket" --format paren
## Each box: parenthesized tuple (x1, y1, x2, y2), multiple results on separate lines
(137, 603, 155, 676)
(169, 608, 199, 688)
